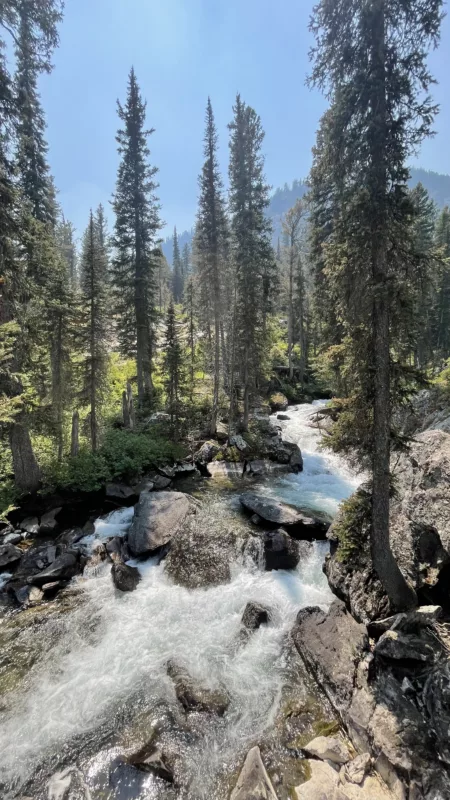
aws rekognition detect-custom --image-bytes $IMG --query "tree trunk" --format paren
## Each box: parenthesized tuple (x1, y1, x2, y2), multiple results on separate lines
(127, 381, 135, 430)
(122, 390, 130, 429)
(370, 0, 416, 611)
(134, 208, 152, 408)
(228, 282, 238, 439)
(10, 421, 41, 493)
(288, 248, 294, 380)
(71, 411, 80, 457)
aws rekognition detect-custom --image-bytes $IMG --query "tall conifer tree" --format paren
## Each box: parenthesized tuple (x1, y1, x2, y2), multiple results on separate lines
(172, 227, 184, 302)
(111, 68, 161, 408)
(309, 0, 443, 609)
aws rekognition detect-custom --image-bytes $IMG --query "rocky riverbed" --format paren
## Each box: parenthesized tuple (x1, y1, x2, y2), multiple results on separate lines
(2, 401, 448, 799)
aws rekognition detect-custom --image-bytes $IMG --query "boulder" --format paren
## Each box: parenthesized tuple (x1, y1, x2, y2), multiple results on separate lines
(111, 562, 141, 592)
(230, 746, 278, 800)
(167, 661, 229, 715)
(269, 393, 289, 412)
(423, 661, 450, 765)
(303, 735, 350, 765)
(0, 543, 22, 568)
(229, 434, 250, 453)
(2, 531, 22, 546)
(341, 753, 371, 785)
(165, 525, 234, 589)
(215, 421, 229, 443)
(146, 412, 171, 424)
(38, 507, 62, 535)
(241, 601, 270, 632)
(106, 483, 137, 501)
(194, 440, 222, 464)
(294, 759, 339, 799)
(152, 475, 172, 491)
(374, 629, 440, 664)
(20, 516, 39, 535)
(263, 529, 300, 571)
(240, 493, 327, 538)
(128, 491, 190, 556)
(28, 552, 79, 586)
(293, 601, 368, 715)
(126, 741, 174, 782)
(277, 414, 291, 421)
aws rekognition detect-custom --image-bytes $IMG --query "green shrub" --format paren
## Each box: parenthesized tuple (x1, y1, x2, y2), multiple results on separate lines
(333, 487, 371, 562)
(43, 429, 185, 494)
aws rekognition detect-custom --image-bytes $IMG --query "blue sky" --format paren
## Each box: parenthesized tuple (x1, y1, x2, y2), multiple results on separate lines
(39, 0, 450, 240)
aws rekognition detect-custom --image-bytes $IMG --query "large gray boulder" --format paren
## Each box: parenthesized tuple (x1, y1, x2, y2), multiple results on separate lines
(230, 746, 278, 800)
(0, 543, 22, 568)
(240, 492, 328, 538)
(28, 552, 79, 586)
(111, 562, 141, 592)
(127, 491, 190, 556)
(167, 661, 229, 715)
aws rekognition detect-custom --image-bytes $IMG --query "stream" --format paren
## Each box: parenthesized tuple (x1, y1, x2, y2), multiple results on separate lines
(0, 402, 361, 800)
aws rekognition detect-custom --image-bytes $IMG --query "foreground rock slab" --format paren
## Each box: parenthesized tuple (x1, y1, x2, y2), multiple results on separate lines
(295, 759, 394, 800)
(111, 562, 141, 592)
(128, 491, 190, 556)
(240, 492, 328, 537)
(230, 746, 278, 800)
(303, 734, 350, 765)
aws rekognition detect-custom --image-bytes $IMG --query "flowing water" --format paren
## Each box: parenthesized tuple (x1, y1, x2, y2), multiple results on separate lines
(0, 402, 360, 800)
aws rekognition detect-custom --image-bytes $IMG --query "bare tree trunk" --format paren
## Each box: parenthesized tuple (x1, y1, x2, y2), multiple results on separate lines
(10, 421, 41, 493)
(228, 282, 238, 439)
(122, 391, 130, 429)
(242, 347, 250, 431)
(370, 0, 416, 611)
(71, 411, 80, 457)
(127, 381, 136, 429)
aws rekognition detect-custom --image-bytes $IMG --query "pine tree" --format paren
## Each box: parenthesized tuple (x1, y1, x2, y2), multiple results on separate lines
(111, 68, 161, 409)
(309, 0, 443, 610)
(282, 199, 306, 379)
(183, 275, 197, 398)
(172, 227, 184, 302)
(79, 210, 109, 451)
(196, 98, 228, 434)
(15, 0, 56, 226)
(182, 241, 191, 279)
(163, 300, 184, 438)
(409, 183, 438, 367)
(228, 94, 273, 429)
(56, 217, 78, 288)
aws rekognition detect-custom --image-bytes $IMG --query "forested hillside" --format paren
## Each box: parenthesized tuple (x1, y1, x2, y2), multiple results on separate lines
(163, 168, 450, 263)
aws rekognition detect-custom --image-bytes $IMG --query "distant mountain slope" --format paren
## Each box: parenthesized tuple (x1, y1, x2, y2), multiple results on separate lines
(409, 168, 450, 209)
(162, 169, 450, 264)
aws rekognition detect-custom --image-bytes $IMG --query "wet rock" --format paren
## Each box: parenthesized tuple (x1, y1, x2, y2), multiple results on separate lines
(20, 516, 39, 535)
(13, 584, 43, 606)
(269, 393, 289, 412)
(28, 552, 79, 586)
(241, 601, 270, 632)
(367, 605, 442, 638)
(2, 531, 22, 546)
(277, 413, 291, 421)
(132, 478, 155, 494)
(374, 629, 440, 663)
(42, 580, 63, 596)
(38, 507, 62, 535)
(251, 513, 263, 525)
(263, 529, 300, 571)
(57, 527, 85, 547)
(341, 753, 371, 785)
(105, 536, 130, 562)
(106, 482, 137, 500)
(303, 735, 350, 765)
(167, 661, 229, 715)
(128, 491, 190, 556)
(126, 741, 174, 782)
(173, 462, 199, 477)
(0, 543, 22, 568)
(240, 492, 327, 537)
(230, 746, 278, 800)
(112, 561, 141, 592)
(152, 474, 172, 491)
(166, 525, 234, 588)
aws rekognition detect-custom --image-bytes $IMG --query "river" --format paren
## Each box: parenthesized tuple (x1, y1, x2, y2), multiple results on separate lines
(0, 402, 360, 800)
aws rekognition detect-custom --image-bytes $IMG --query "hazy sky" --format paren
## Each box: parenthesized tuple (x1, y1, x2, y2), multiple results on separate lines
(40, 0, 450, 239)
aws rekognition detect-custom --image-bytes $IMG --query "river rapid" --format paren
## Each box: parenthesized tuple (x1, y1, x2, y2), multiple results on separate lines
(0, 402, 361, 800)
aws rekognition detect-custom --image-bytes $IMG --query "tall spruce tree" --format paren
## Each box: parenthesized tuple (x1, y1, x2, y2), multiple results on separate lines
(172, 227, 184, 302)
(111, 68, 161, 408)
(282, 199, 306, 379)
(163, 300, 184, 438)
(197, 98, 228, 435)
(309, 0, 443, 610)
(79, 210, 109, 451)
(182, 241, 191, 279)
(228, 94, 273, 429)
